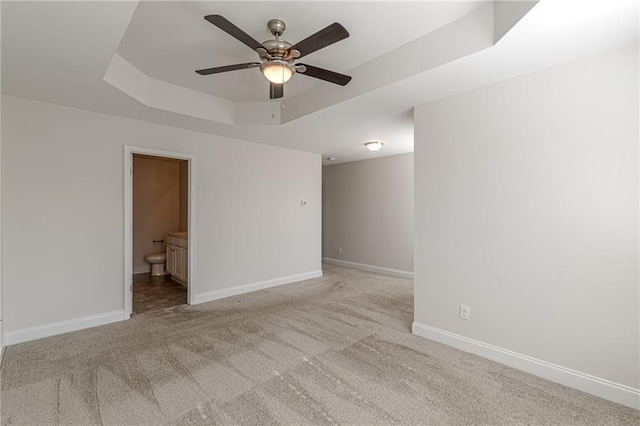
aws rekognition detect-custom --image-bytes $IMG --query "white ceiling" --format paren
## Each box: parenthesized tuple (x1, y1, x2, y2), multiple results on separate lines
(2, 0, 638, 165)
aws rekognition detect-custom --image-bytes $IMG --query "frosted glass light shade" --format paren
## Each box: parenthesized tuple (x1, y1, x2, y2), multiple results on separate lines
(261, 61, 294, 84)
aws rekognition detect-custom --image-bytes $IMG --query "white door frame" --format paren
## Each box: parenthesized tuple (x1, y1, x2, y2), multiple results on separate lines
(123, 145, 197, 319)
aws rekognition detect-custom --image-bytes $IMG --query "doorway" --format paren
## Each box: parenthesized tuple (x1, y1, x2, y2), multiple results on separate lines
(124, 146, 196, 319)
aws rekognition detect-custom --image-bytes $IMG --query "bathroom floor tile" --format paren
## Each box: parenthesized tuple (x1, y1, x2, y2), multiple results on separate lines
(132, 273, 187, 314)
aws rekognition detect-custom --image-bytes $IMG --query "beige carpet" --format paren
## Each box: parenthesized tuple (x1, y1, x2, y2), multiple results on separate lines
(1, 264, 638, 425)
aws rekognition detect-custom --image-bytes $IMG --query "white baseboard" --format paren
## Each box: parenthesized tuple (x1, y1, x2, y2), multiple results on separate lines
(323, 257, 414, 279)
(412, 322, 640, 410)
(5, 310, 125, 346)
(133, 265, 151, 274)
(194, 270, 323, 305)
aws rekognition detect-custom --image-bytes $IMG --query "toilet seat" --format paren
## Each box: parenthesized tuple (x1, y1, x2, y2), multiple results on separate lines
(145, 252, 167, 276)
(145, 253, 166, 263)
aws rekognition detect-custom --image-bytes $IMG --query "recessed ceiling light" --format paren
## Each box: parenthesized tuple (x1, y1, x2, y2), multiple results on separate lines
(325, 157, 336, 161)
(365, 141, 383, 152)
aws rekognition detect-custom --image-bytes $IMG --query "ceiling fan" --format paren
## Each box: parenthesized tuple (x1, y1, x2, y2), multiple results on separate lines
(196, 15, 352, 99)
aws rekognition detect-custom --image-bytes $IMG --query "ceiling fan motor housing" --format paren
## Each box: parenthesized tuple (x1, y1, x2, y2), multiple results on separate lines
(261, 39, 292, 60)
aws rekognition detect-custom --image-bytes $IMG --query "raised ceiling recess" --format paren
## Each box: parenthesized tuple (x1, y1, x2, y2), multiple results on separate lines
(106, 1, 538, 126)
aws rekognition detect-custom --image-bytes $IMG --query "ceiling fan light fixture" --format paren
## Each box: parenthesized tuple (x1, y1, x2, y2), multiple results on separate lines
(261, 60, 294, 84)
(365, 141, 383, 152)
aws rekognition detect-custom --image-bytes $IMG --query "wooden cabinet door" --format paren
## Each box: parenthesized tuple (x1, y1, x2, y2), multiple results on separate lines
(175, 246, 184, 280)
(166, 244, 175, 275)
(183, 248, 188, 284)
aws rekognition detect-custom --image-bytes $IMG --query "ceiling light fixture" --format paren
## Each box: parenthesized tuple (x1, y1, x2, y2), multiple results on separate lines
(261, 60, 294, 84)
(365, 141, 383, 152)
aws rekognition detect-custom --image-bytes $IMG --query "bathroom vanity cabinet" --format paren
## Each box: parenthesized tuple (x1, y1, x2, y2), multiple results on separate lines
(166, 233, 188, 286)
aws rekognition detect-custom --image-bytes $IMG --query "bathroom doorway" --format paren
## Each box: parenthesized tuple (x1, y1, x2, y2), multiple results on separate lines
(124, 146, 196, 319)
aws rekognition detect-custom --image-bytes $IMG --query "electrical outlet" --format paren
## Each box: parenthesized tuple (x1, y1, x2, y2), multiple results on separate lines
(278, 260, 283, 269)
(337, 247, 343, 254)
(459, 304, 471, 320)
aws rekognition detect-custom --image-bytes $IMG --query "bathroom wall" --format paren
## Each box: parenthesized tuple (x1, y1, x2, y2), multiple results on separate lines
(179, 161, 188, 232)
(322, 153, 414, 276)
(132, 155, 181, 273)
(1, 94, 321, 335)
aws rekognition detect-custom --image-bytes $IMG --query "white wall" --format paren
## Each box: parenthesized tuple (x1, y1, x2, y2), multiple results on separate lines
(132, 156, 182, 272)
(322, 154, 414, 275)
(1, 95, 321, 334)
(0, 2, 3, 354)
(414, 45, 639, 402)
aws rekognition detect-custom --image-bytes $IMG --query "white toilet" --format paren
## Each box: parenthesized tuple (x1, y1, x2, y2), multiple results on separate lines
(145, 252, 167, 276)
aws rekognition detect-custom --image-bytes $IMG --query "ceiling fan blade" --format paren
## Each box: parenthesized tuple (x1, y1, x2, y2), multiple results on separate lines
(288, 23, 349, 59)
(204, 15, 265, 52)
(195, 62, 260, 75)
(270, 83, 283, 99)
(297, 64, 352, 86)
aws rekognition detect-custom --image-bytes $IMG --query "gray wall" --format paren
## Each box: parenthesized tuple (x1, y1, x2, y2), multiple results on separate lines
(323, 153, 414, 274)
(414, 45, 638, 388)
(0, 3, 3, 353)
(2, 95, 321, 333)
